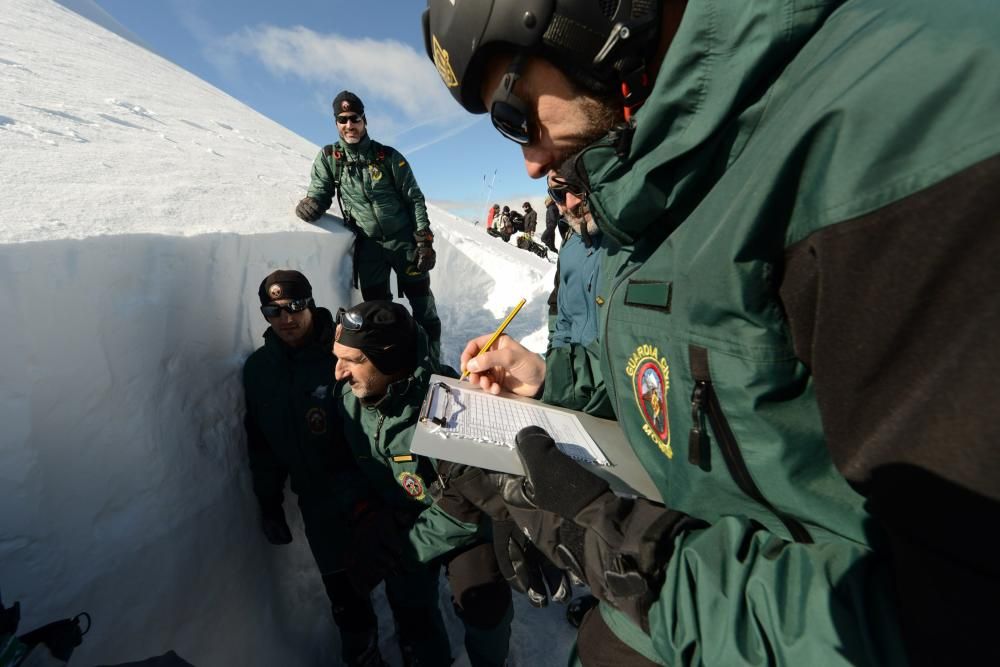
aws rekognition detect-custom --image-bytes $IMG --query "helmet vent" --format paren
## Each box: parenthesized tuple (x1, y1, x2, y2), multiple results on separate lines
(598, 0, 620, 19)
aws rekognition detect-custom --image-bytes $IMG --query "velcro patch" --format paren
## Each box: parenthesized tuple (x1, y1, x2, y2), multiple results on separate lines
(625, 280, 671, 312)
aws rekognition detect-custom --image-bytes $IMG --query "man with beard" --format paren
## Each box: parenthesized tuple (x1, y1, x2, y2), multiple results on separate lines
(424, 1, 1000, 666)
(242, 270, 385, 666)
(294, 91, 443, 363)
(332, 301, 514, 667)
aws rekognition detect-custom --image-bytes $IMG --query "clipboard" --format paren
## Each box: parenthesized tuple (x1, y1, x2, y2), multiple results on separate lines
(411, 374, 662, 501)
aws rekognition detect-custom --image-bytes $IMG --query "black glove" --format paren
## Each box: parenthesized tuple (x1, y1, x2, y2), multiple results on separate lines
(433, 461, 571, 607)
(18, 614, 88, 661)
(260, 506, 293, 545)
(295, 196, 324, 222)
(493, 518, 572, 607)
(344, 507, 409, 594)
(502, 426, 705, 632)
(414, 229, 436, 272)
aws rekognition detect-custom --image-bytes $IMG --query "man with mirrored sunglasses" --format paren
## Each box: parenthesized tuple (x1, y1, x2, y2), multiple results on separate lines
(242, 269, 387, 666)
(425, 1, 1000, 666)
(295, 90, 444, 364)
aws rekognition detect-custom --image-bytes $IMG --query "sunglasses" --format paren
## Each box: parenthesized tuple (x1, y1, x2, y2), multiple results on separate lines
(260, 298, 313, 318)
(336, 114, 363, 125)
(547, 176, 587, 207)
(336, 307, 365, 331)
(489, 54, 531, 145)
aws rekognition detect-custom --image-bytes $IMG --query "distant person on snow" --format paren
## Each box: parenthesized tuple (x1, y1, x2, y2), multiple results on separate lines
(242, 270, 385, 666)
(293, 90, 443, 362)
(496, 205, 513, 241)
(540, 196, 564, 255)
(486, 203, 499, 231)
(521, 202, 537, 239)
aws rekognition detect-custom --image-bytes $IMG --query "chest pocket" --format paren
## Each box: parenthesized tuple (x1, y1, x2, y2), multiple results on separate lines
(605, 242, 813, 542)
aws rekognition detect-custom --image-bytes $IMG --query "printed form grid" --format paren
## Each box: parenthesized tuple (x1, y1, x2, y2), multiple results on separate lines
(451, 391, 557, 445)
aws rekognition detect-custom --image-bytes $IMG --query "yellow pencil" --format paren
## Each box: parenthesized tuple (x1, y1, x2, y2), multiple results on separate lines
(460, 297, 527, 381)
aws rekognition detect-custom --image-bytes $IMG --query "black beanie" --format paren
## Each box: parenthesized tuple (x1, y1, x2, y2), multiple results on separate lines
(258, 270, 312, 305)
(335, 301, 418, 375)
(333, 90, 365, 116)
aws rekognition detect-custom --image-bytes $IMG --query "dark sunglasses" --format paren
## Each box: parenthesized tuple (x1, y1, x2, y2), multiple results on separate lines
(336, 114, 363, 125)
(336, 307, 365, 331)
(489, 54, 531, 145)
(547, 176, 586, 207)
(260, 297, 313, 318)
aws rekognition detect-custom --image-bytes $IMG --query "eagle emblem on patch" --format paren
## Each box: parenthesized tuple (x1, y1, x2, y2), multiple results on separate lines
(432, 35, 458, 88)
(268, 284, 282, 299)
(306, 407, 327, 434)
(626, 344, 672, 458)
(398, 471, 426, 501)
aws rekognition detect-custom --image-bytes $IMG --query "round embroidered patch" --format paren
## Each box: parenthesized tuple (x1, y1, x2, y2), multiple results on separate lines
(398, 471, 426, 501)
(626, 344, 672, 459)
(305, 407, 326, 435)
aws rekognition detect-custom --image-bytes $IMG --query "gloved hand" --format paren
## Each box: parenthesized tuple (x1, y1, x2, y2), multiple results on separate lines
(260, 506, 293, 545)
(344, 507, 409, 594)
(492, 518, 572, 607)
(433, 461, 571, 608)
(413, 229, 436, 272)
(295, 196, 324, 222)
(500, 426, 706, 632)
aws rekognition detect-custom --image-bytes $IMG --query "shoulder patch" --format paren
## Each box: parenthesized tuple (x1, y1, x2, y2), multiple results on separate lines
(398, 160, 406, 167)
(398, 471, 426, 501)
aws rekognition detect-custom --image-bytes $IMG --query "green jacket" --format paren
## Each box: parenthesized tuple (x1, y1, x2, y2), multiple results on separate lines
(243, 308, 368, 573)
(307, 135, 430, 239)
(335, 330, 481, 563)
(576, 0, 1000, 664)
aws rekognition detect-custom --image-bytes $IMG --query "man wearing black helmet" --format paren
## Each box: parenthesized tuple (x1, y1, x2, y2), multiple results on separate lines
(242, 270, 385, 666)
(332, 301, 517, 667)
(294, 91, 444, 363)
(425, 1, 1000, 666)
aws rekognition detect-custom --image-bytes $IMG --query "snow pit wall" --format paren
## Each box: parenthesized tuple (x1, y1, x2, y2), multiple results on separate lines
(0, 228, 355, 665)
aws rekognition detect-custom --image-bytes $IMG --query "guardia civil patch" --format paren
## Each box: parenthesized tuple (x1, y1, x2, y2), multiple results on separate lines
(398, 471, 426, 500)
(626, 344, 672, 458)
(306, 407, 327, 434)
(432, 35, 458, 88)
(369, 164, 382, 181)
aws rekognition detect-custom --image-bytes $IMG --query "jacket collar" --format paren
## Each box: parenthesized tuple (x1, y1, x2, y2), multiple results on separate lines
(583, 0, 845, 245)
(338, 134, 373, 160)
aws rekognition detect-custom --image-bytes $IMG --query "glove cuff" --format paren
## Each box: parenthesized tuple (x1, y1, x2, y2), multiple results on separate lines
(414, 228, 434, 245)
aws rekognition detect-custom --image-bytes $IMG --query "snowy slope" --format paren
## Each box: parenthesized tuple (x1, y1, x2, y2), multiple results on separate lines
(1, 1, 569, 665)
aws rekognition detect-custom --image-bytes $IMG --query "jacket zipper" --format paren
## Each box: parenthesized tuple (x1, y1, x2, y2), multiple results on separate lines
(373, 414, 388, 459)
(688, 345, 812, 544)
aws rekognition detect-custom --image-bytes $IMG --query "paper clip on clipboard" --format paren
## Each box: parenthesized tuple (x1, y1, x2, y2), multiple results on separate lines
(418, 381, 454, 428)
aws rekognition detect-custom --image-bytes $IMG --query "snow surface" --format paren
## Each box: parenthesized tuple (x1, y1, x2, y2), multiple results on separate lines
(1, 1, 571, 665)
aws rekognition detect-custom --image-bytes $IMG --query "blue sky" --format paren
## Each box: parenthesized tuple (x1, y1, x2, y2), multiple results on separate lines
(92, 0, 542, 221)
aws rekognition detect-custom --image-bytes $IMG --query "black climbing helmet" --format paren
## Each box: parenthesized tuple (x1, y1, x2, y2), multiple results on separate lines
(422, 0, 663, 114)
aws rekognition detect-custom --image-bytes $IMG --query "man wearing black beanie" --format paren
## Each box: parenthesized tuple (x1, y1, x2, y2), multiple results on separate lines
(243, 270, 388, 666)
(333, 301, 515, 667)
(295, 89, 443, 364)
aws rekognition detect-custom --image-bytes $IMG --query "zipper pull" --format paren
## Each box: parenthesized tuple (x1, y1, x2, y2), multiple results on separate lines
(688, 381, 708, 467)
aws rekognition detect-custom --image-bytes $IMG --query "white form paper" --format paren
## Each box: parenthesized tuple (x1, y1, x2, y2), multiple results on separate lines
(427, 382, 610, 466)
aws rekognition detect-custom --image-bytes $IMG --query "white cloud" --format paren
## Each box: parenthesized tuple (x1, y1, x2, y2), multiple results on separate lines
(220, 25, 462, 121)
